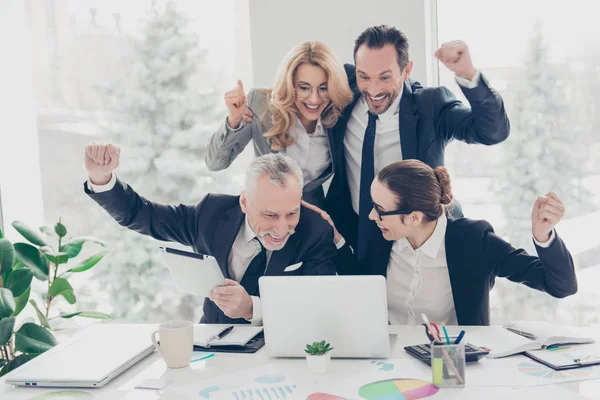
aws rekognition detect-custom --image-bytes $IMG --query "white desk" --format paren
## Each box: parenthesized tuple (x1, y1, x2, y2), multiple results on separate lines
(1, 325, 598, 400)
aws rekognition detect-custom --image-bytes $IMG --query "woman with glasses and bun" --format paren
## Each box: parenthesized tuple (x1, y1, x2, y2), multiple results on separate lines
(304, 159, 577, 326)
(206, 41, 353, 207)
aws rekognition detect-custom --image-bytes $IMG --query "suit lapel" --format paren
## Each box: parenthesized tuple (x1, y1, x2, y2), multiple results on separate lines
(263, 222, 302, 276)
(399, 81, 419, 160)
(211, 205, 245, 280)
(444, 220, 476, 325)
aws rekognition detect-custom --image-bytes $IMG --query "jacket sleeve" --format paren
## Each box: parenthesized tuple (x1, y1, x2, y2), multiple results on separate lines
(84, 177, 206, 248)
(435, 73, 510, 145)
(205, 89, 258, 171)
(483, 222, 577, 298)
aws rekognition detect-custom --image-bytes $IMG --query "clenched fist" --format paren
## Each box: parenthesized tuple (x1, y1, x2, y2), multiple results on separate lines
(435, 40, 477, 80)
(85, 142, 120, 185)
(224, 79, 247, 129)
(532, 191, 565, 244)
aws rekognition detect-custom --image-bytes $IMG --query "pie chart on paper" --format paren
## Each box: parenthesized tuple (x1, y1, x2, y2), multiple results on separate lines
(358, 379, 439, 399)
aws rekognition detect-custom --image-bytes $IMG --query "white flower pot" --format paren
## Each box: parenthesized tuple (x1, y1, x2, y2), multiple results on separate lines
(306, 353, 331, 374)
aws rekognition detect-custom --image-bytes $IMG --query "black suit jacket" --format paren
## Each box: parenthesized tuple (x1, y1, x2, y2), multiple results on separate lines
(326, 64, 511, 255)
(85, 178, 337, 324)
(335, 217, 577, 325)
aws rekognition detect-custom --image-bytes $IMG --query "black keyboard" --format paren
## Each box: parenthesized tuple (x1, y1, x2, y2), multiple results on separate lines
(404, 343, 489, 365)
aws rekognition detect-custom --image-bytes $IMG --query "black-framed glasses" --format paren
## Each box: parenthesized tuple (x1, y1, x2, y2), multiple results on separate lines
(294, 84, 329, 100)
(372, 202, 414, 221)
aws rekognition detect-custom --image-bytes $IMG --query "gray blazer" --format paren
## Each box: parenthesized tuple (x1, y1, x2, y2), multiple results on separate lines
(205, 88, 336, 207)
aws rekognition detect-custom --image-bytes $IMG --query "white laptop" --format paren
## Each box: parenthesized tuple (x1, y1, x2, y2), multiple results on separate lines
(4, 324, 156, 388)
(259, 275, 391, 358)
(160, 246, 225, 297)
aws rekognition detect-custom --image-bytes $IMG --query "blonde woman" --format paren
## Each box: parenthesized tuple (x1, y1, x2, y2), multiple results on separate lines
(206, 41, 353, 207)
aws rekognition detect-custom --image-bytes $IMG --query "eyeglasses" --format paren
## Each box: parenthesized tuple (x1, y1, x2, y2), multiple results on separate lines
(372, 202, 414, 221)
(294, 84, 330, 100)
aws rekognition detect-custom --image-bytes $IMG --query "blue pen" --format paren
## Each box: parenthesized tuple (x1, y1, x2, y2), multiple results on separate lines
(454, 330, 466, 345)
(442, 325, 451, 345)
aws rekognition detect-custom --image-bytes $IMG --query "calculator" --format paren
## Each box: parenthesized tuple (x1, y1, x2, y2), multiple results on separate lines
(404, 342, 489, 365)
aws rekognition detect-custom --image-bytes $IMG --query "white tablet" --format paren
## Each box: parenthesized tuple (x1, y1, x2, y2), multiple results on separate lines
(159, 246, 226, 297)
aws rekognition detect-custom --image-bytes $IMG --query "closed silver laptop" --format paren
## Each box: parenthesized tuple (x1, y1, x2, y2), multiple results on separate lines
(4, 324, 155, 388)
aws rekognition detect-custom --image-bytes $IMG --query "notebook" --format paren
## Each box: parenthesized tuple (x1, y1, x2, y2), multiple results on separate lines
(193, 325, 263, 347)
(525, 343, 600, 370)
(468, 321, 594, 359)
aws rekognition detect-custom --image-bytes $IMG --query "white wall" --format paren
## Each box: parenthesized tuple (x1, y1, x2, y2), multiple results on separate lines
(0, 1, 45, 238)
(248, 0, 438, 88)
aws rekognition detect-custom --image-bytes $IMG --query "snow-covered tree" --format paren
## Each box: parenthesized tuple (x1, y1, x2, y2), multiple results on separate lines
(491, 22, 593, 323)
(92, 2, 245, 322)
(496, 21, 592, 250)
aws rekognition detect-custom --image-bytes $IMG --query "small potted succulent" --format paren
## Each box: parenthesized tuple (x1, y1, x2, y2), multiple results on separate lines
(305, 340, 333, 374)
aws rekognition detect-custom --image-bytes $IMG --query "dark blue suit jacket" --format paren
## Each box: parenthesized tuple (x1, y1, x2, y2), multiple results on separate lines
(326, 64, 511, 256)
(85, 178, 336, 323)
(335, 217, 577, 325)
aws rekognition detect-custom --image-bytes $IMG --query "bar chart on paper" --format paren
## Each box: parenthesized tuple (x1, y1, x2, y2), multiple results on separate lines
(226, 385, 298, 399)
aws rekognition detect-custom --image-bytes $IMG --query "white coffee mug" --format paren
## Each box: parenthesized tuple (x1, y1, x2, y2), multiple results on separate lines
(151, 320, 193, 369)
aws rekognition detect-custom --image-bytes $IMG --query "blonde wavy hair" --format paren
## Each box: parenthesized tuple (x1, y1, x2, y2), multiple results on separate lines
(260, 41, 353, 151)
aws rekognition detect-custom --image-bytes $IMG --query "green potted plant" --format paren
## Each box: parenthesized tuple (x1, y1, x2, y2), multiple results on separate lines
(305, 340, 333, 374)
(0, 220, 111, 377)
(10, 219, 111, 327)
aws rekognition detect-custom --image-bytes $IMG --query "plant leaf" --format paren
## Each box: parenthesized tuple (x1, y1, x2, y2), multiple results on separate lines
(11, 221, 48, 246)
(29, 299, 51, 329)
(53, 311, 111, 320)
(0, 317, 15, 346)
(13, 243, 48, 280)
(49, 278, 76, 304)
(15, 323, 57, 355)
(40, 225, 59, 238)
(0, 354, 30, 377)
(0, 227, 3, 238)
(42, 250, 70, 266)
(12, 286, 30, 317)
(54, 222, 67, 238)
(5, 268, 33, 298)
(61, 236, 108, 258)
(0, 239, 15, 275)
(0, 288, 16, 319)
(66, 250, 109, 273)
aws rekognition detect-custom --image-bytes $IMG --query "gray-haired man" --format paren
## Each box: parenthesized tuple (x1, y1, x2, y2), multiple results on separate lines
(84, 143, 336, 324)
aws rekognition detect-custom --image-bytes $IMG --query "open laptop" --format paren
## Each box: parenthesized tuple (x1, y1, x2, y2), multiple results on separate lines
(259, 275, 391, 358)
(4, 324, 156, 388)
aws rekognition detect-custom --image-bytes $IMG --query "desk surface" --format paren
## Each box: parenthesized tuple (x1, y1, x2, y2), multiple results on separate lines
(1, 325, 598, 400)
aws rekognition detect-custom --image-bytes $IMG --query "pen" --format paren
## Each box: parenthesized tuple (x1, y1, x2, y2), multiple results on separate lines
(454, 330, 465, 345)
(206, 325, 234, 348)
(421, 314, 464, 385)
(217, 325, 234, 339)
(442, 325, 451, 345)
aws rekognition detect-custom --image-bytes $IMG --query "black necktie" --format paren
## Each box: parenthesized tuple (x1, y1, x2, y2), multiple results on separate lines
(357, 111, 378, 260)
(240, 239, 267, 297)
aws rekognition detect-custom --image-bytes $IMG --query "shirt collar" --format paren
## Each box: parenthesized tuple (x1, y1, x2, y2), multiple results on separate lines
(295, 116, 324, 135)
(418, 212, 447, 259)
(242, 215, 257, 245)
(359, 84, 403, 122)
(394, 212, 447, 259)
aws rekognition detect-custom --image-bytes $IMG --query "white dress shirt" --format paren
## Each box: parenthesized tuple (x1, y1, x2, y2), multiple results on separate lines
(344, 89, 403, 214)
(343, 72, 482, 214)
(284, 118, 331, 184)
(386, 211, 556, 325)
(227, 117, 331, 186)
(87, 173, 269, 325)
(386, 213, 457, 325)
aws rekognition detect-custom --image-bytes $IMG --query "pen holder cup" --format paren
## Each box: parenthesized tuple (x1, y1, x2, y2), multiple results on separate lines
(431, 341, 466, 388)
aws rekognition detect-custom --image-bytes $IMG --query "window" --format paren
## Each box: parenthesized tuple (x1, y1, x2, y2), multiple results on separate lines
(14, 0, 252, 324)
(438, 0, 600, 325)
